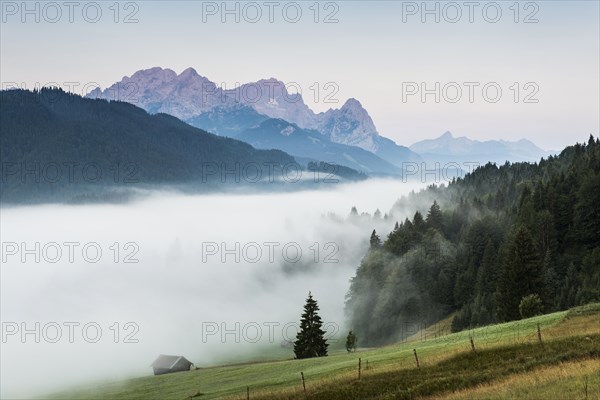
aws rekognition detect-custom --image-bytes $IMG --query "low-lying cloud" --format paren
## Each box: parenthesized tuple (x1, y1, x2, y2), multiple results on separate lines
(0, 178, 425, 398)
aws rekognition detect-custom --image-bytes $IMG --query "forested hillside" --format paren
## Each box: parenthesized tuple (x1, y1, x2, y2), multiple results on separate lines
(346, 137, 600, 346)
(0, 89, 295, 203)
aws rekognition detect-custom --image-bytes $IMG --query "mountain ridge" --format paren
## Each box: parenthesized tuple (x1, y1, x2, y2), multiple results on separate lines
(87, 67, 418, 165)
(237, 118, 401, 174)
(89, 67, 551, 167)
(410, 131, 554, 164)
(0, 88, 299, 203)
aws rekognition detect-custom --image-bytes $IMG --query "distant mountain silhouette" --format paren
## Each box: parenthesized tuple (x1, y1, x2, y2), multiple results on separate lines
(410, 131, 554, 164)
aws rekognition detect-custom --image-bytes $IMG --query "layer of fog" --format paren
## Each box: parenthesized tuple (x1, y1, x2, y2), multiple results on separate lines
(0, 178, 425, 398)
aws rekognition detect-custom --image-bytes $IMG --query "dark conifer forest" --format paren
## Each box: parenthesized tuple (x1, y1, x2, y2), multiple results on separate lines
(0, 88, 295, 203)
(346, 136, 600, 346)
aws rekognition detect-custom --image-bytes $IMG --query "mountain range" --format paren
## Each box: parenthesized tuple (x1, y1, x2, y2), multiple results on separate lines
(88, 67, 421, 172)
(87, 67, 552, 173)
(1, 83, 556, 203)
(410, 131, 553, 165)
(236, 119, 400, 174)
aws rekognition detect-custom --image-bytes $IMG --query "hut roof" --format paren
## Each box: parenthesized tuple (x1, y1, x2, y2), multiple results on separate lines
(150, 354, 192, 369)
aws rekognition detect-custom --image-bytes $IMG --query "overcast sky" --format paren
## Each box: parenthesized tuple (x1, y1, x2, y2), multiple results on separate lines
(1, 1, 598, 150)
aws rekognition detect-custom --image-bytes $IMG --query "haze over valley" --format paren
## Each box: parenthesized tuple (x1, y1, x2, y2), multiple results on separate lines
(1, 178, 424, 398)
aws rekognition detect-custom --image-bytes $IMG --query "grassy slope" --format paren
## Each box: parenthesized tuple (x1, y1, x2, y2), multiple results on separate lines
(48, 304, 600, 400)
(424, 358, 600, 400)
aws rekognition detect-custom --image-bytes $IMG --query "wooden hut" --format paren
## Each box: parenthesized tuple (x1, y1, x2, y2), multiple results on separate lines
(150, 354, 193, 375)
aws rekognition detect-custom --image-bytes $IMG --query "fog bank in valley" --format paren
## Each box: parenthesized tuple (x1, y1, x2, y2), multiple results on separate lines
(0, 178, 425, 398)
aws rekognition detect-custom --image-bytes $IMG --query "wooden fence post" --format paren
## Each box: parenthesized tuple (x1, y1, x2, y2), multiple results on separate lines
(537, 322, 544, 349)
(413, 349, 420, 368)
(301, 372, 306, 393)
(358, 357, 362, 380)
(470, 336, 476, 352)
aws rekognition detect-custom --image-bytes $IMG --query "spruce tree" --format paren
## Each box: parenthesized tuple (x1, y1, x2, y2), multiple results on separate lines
(294, 292, 329, 359)
(476, 239, 498, 295)
(535, 210, 558, 257)
(345, 331, 357, 352)
(370, 230, 382, 249)
(413, 211, 426, 232)
(496, 225, 544, 321)
(426, 200, 443, 230)
(574, 172, 600, 248)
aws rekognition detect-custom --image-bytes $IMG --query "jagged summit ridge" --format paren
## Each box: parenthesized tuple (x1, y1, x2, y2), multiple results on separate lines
(89, 67, 382, 152)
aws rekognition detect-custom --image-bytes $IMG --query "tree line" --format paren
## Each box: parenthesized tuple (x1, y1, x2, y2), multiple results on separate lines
(346, 136, 600, 346)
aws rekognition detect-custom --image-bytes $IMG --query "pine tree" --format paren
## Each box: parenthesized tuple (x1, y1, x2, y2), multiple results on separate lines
(370, 230, 382, 249)
(426, 200, 443, 230)
(294, 292, 329, 359)
(535, 210, 558, 257)
(542, 249, 559, 310)
(413, 211, 425, 232)
(496, 225, 544, 321)
(345, 331, 357, 352)
(517, 187, 536, 231)
(476, 239, 498, 295)
(574, 172, 600, 248)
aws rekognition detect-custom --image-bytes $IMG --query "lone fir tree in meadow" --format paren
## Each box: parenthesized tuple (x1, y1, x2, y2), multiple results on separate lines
(294, 292, 329, 359)
(345, 331, 357, 352)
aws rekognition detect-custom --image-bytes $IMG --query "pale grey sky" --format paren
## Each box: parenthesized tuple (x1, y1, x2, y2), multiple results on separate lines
(1, 1, 598, 150)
